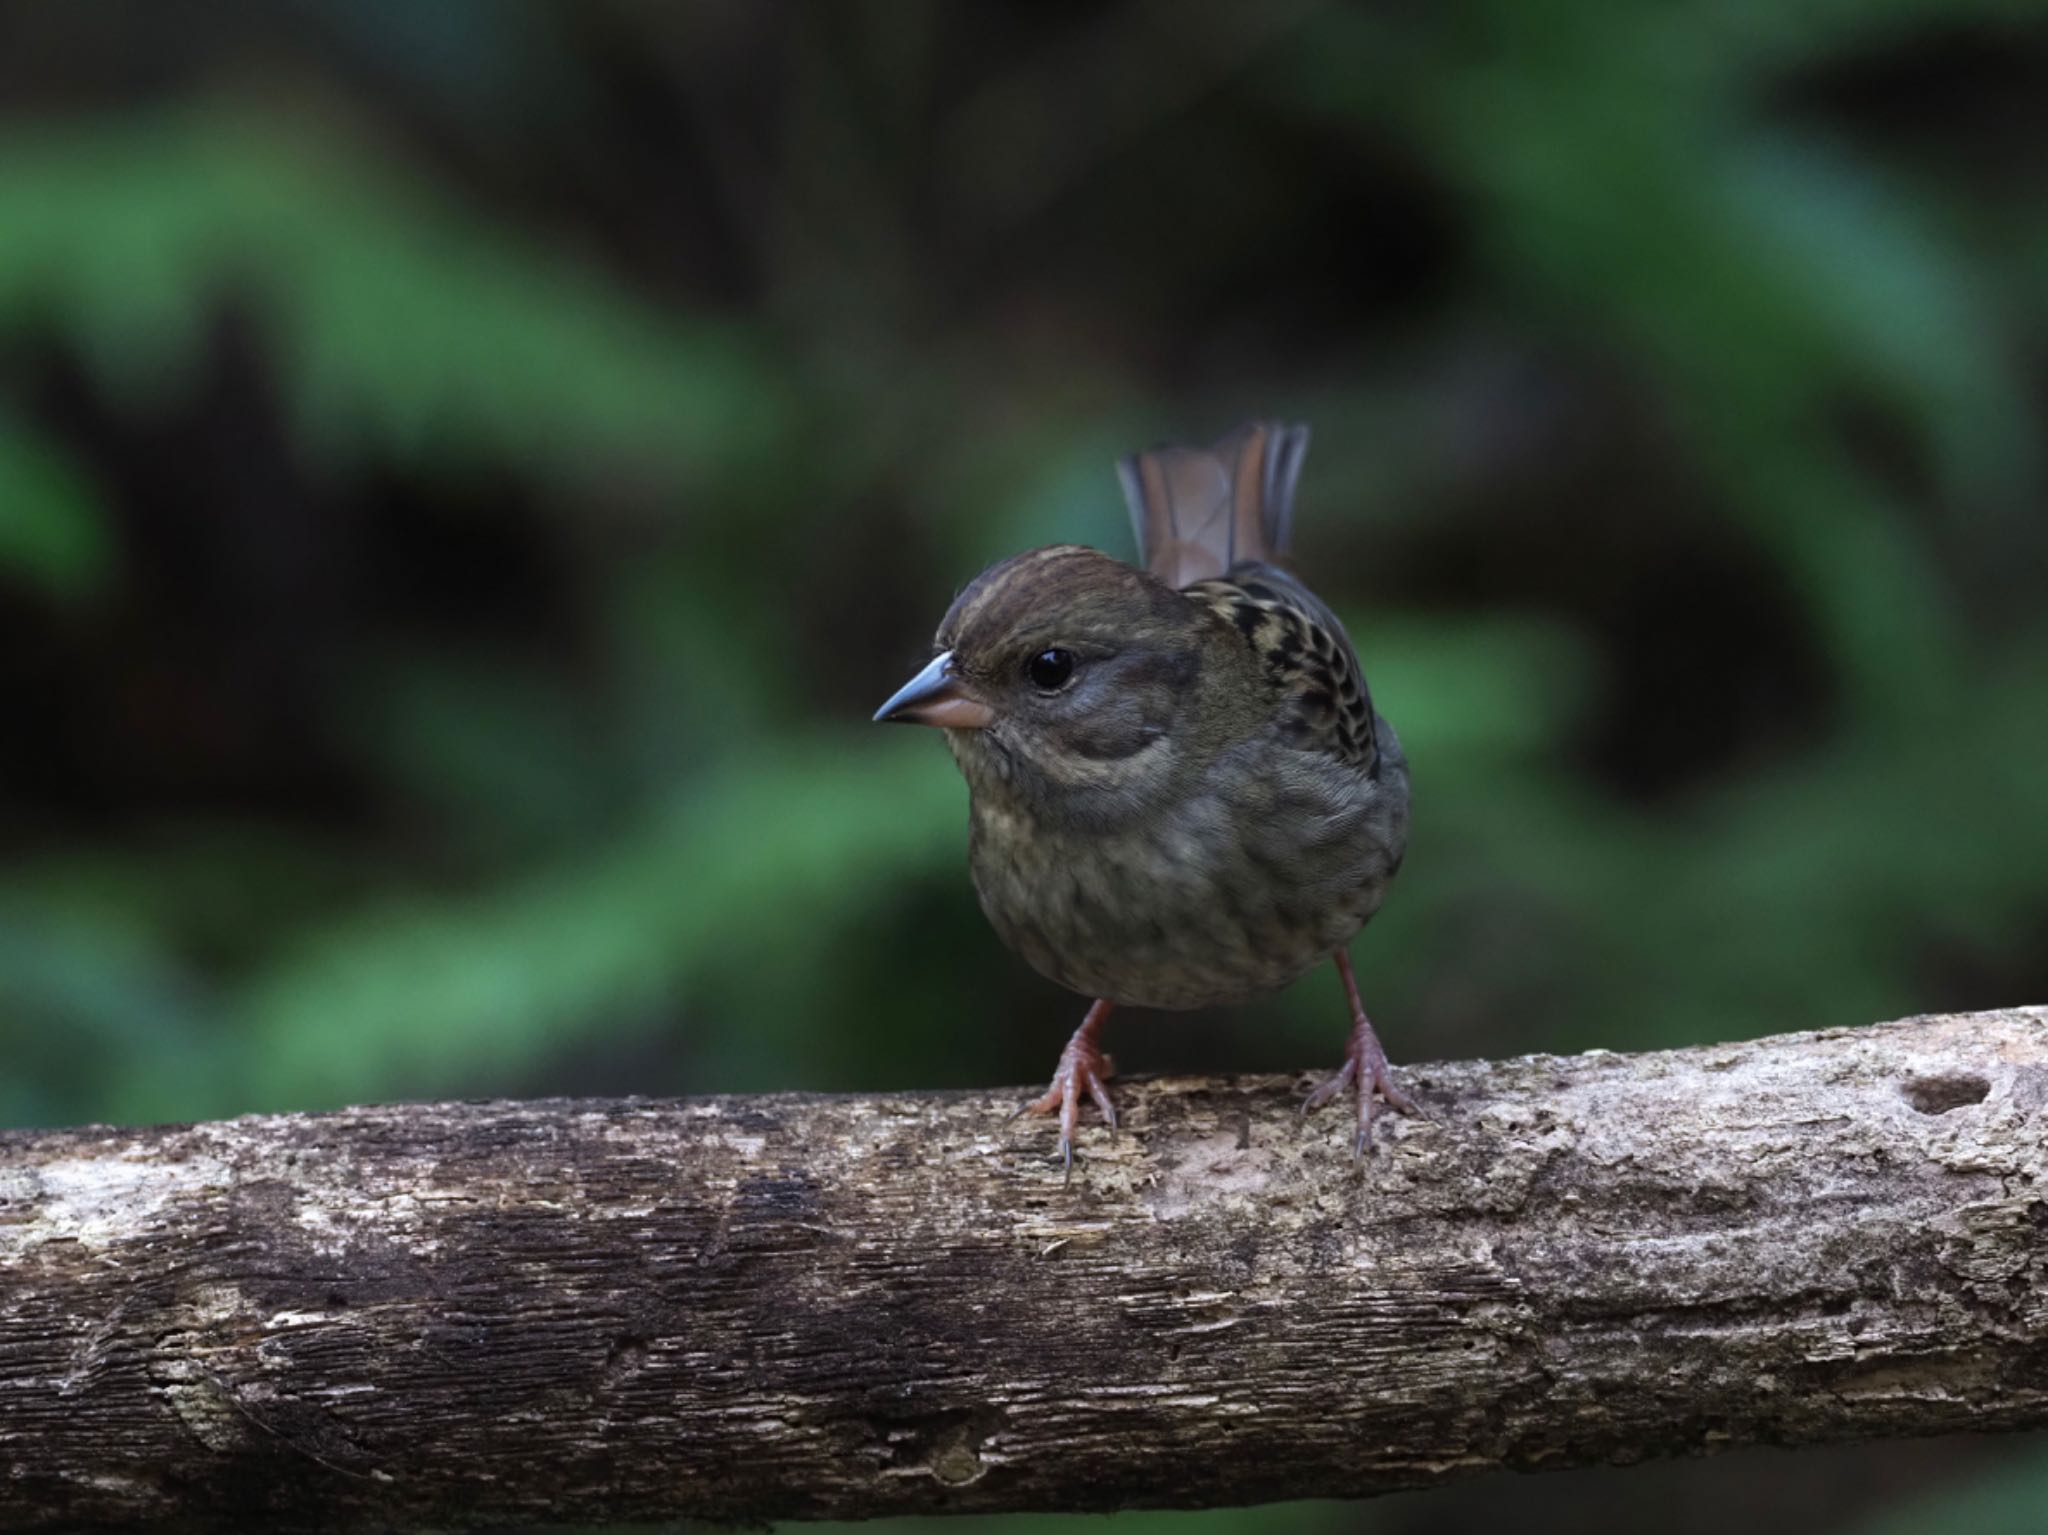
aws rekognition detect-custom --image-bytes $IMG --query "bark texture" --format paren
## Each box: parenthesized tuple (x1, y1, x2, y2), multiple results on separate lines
(4, 1008, 2048, 1531)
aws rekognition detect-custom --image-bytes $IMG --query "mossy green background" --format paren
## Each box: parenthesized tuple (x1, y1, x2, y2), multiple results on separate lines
(2, 4, 2045, 1531)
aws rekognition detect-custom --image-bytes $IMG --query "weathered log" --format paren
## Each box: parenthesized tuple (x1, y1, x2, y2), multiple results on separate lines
(3, 1007, 2046, 1531)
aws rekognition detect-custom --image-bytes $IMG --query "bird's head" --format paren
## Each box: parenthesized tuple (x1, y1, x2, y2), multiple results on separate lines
(875, 545, 1256, 821)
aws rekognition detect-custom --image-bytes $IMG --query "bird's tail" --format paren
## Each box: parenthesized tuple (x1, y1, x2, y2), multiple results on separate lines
(1117, 420, 1310, 590)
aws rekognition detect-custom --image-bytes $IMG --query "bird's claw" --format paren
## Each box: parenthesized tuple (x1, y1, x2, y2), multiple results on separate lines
(1020, 1027, 1117, 1183)
(1304, 1012, 1417, 1159)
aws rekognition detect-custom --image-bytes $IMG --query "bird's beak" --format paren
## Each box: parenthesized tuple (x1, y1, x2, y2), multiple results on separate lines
(873, 651, 995, 729)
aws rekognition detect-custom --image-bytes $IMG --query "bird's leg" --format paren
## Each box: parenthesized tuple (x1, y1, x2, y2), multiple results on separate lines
(1304, 950, 1417, 1158)
(1019, 998, 1117, 1180)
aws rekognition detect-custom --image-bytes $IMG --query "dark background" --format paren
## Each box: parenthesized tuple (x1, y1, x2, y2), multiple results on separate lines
(3, 3, 2046, 1531)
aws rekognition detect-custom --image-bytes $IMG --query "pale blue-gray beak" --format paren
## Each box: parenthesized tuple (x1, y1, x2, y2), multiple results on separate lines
(873, 651, 995, 729)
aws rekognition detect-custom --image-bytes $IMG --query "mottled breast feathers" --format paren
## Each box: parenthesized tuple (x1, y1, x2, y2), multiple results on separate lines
(1183, 564, 1380, 772)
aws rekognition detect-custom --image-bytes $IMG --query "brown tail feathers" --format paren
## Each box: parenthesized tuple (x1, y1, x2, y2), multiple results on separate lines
(1117, 420, 1310, 590)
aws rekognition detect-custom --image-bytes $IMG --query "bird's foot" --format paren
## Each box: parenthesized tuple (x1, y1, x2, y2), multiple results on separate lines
(1018, 1001, 1117, 1182)
(1305, 954, 1418, 1158)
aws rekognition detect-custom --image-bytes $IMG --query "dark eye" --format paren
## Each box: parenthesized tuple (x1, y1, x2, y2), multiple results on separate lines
(1026, 648, 1076, 691)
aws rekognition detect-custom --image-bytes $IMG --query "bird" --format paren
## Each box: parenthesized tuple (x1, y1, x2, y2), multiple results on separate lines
(874, 420, 1413, 1172)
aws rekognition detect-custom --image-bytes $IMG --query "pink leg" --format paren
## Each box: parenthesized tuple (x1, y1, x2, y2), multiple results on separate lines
(1303, 951, 1418, 1157)
(1019, 999, 1117, 1180)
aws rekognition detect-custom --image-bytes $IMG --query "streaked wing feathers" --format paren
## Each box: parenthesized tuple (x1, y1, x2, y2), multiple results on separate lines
(1184, 564, 1379, 771)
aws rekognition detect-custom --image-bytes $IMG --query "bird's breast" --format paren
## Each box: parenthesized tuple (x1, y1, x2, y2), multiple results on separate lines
(964, 741, 1406, 1010)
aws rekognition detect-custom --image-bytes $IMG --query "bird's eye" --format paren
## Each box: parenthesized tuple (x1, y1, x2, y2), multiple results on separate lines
(1026, 648, 1076, 691)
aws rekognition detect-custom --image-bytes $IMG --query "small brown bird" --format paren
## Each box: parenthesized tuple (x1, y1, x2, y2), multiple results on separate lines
(875, 421, 1413, 1170)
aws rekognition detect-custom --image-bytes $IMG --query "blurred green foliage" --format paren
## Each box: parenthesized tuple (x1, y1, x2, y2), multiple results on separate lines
(1, 4, 2045, 1532)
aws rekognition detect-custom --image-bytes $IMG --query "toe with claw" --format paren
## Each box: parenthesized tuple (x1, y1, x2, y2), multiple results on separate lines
(1019, 999, 1117, 1180)
(1304, 951, 1419, 1157)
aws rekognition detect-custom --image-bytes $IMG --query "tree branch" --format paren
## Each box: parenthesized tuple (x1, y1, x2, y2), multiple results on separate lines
(4, 1008, 2047, 1531)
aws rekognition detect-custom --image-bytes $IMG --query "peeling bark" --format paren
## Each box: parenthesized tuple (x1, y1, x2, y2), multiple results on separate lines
(4, 1008, 2048, 1531)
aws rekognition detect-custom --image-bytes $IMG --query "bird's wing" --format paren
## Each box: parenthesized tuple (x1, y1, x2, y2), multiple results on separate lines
(1118, 421, 1310, 589)
(1183, 563, 1380, 773)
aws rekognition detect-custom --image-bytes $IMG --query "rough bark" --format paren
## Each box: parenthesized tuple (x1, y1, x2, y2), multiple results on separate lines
(4, 1008, 2048, 1531)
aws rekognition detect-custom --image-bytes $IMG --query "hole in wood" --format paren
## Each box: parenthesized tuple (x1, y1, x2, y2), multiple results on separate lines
(1899, 1074, 1990, 1114)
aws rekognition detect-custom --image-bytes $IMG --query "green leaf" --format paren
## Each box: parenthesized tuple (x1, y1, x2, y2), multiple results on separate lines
(0, 113, 792, 499)
(0, 413, 110, 599)
(231, 734, 965, 1112)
